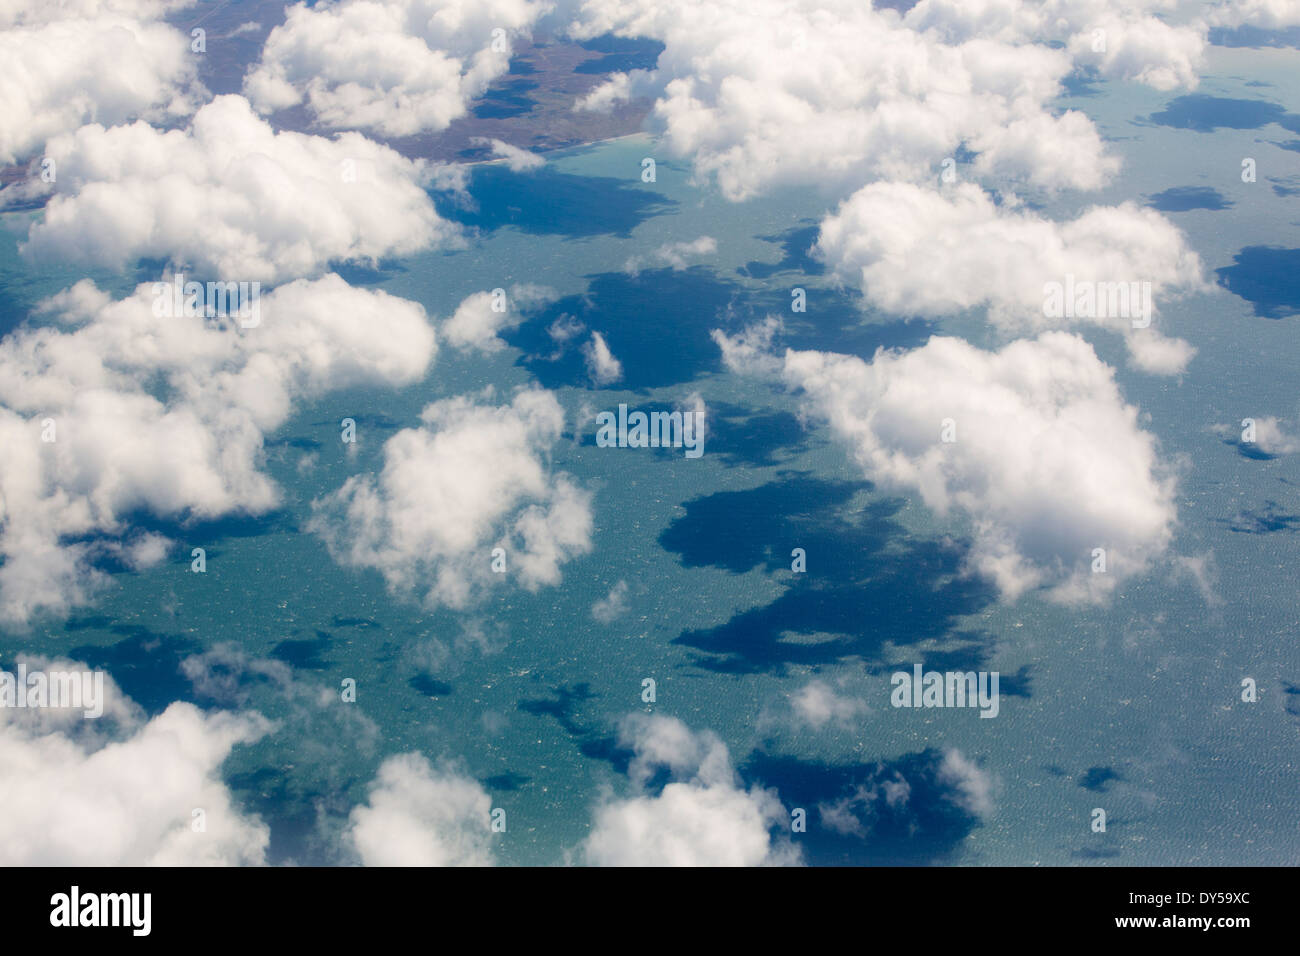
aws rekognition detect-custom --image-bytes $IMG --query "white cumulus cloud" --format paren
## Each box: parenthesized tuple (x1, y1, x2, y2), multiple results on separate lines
(715, 326, 1179, 603)
(567, 0, 1199, 199)
(309, 388, 593, 609)
(442, 284, 556, 353)
(582, 714, 800, 866)
(472, 137, 546, 171)
(0, 659, 270, 865)
(0, 2, 199, 166)
(582, 331, 623, 385)
(22, 94, 461, 284)
(244, 0, 553, 136)
(1209, 0, 1300, 28)
(348, 752, 495, 866)
(791, 680, 866, 729)
(815, 181, 1208, 374)
(0, 273, 436, 625)
(623, 235, 716, 274)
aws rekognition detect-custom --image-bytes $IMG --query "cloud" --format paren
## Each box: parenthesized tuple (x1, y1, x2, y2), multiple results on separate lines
(180, 643, 295, 708)
(710, 314, 783, 376)
(118, 531, 172, 570)
(244, 0, 553, 136)
(0, 657, 270, 865)
(716, 326, 1178, 603)
(348, 753, 495, 866)
(623, 235, 716, 274)
(0, 0, 196, 23)
(582, 714, 800, 866)
(0, 3, 199, 166)
(1067, 11, 1206, 91)
(1247, 416, 1300, 455)
(591, 579, 629, 622)
(906, 0, 1206, 91)
(582, 331, 623, 385)
(1209, 0, 1300, 28)
(936, 747, 994, 817)
(1171, 551, 1223, 608)
(567, 0, 1200, 199)
(816, 181, 1208, 374)
(791, 680, 866, 729)
(22, 94, 461, 284)
(0, 273, 436, 625)
(1214, 415, 1300, 456)
(442, 284, 556, 353)
(572, 68, 647, 112)
(309, 388, 593, 609)
(471, 137, 546, 171)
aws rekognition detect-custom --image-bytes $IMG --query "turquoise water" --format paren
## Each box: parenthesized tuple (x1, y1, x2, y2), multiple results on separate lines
(2, 40, 1298, 865)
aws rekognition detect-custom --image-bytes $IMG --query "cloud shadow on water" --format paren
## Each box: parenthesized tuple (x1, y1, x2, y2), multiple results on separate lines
(271, 632, 333, 671)
(743, 749, 986, 865)
(511, 264, 932, 392)
(739, 223, 825, 279)
(1216, 246, 1300, 318)
(704, 401, 811, 467)
(409, 673, 453, 696)
(576, 398, 810, 467)
(872, 634, 1033, 698)
(517, 682, 634, 775)
(442, 165, 676, 238)
(67, 625, 200, 716)
(1146, 186, 1233, 212)
(1146, 94, 1300, 133)
(508, 267, 738, 390)
(1079, 766, 1122, 793)
(1224, 502, 1300, 533)
(660, 474, 998, 674)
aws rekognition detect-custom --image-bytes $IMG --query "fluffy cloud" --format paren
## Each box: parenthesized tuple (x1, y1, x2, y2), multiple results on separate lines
(816, 181, 1208, 374)
(581, 331, 623, 385)
(905, 0, 1206, 91)
(582, 714, 800, 866)
(348, 753, 495, 866)
(623, 235, 716, 274)
(1218, 415, 1300, 455)
(22, 94, 460, 284)
(0, 0, 194, 23)
(0, 658, 270, 865)
(569, 0, 1202, 199)
(566, 2, 1210, 372)
(1209, 0, 1300, 28)
(0, 2, 198, 165)
(0, 273, 435, 624)
(244, 0, 552, 136)
(441, 284, 556, 353)
(791, 680, 866, 729)
(1067, 12, 1206, 91)
(472, 137, 546, 171)
(936, 748, 994, 817)
(1248, 417, 1300, 455)
(716, 326, 1178, 602)
(590, 579, 629, 622)
(310, 388, 593, 609)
